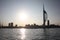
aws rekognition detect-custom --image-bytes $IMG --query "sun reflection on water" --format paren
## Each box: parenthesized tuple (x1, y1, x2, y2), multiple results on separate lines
(20, 28, 26, 40)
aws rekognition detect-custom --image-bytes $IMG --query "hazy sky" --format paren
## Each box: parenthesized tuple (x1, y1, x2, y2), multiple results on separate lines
(0, 0, 60, 26)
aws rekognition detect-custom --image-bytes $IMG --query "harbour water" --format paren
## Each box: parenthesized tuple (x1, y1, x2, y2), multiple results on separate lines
(0, 28, 60, 40)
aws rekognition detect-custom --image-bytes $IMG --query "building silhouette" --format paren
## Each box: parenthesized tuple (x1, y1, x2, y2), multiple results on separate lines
(11, 22, 13, 27)
(8, 23, 11, 26)
(47, 20, 50, 26)
(15, 24, 17, 27)
(8, 22, 13, 27)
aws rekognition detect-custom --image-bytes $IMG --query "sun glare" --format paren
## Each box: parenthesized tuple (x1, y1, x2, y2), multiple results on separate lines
(17, 9, 28, 21)
(16, 9, 29, 26)
(20, 13, 28, 21)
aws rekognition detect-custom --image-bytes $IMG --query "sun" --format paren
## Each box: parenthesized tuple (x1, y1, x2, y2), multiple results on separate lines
(20, 13, 28, 21)
(15, 9, 29, 26)
(17, 9, 28, 21)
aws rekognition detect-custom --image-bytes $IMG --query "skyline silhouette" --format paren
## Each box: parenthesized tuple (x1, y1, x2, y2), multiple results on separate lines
(0, 4, 60, 28)
(0, 0, 60, 26)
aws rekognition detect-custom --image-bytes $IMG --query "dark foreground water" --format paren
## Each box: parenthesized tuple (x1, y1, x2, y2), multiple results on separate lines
(0, 28, 60, 40)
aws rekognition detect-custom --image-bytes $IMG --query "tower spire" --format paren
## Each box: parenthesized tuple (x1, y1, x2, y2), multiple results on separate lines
(43, 4, 47, 26)
(43, 4, 45, 26)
